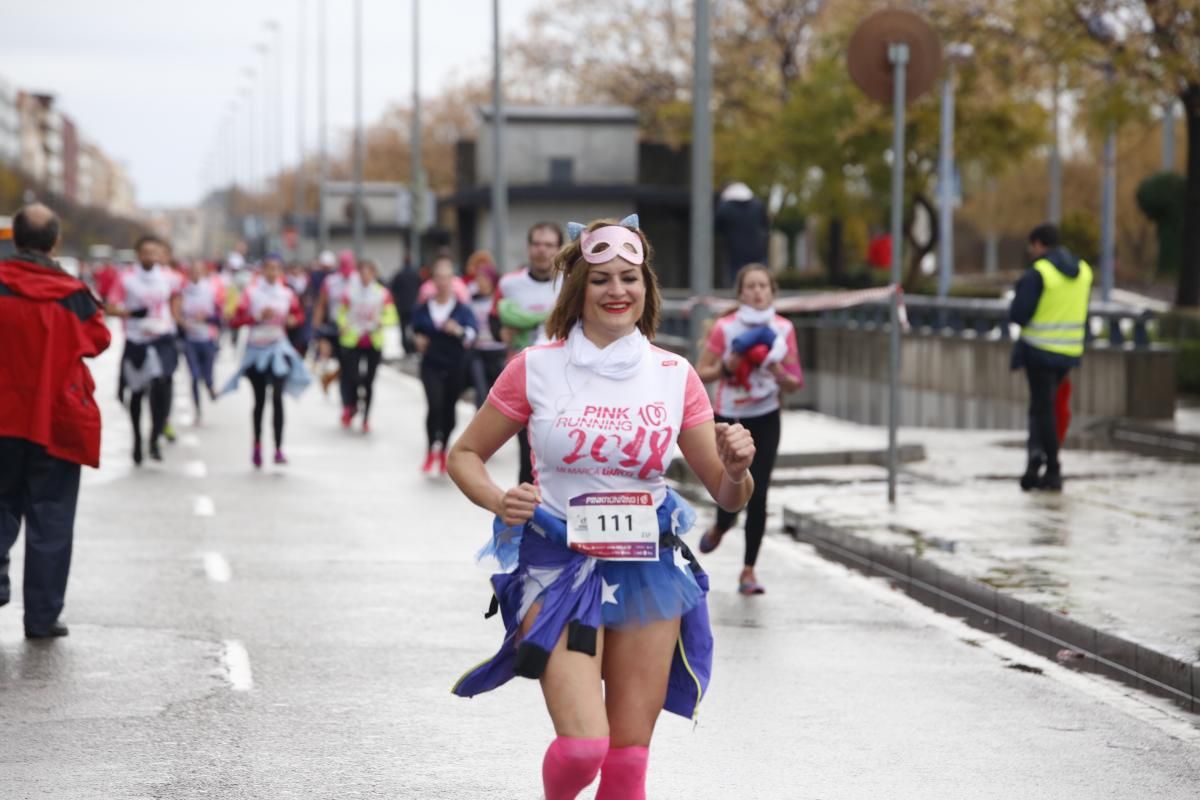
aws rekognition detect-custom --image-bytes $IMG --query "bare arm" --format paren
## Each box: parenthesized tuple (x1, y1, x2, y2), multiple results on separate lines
(696, 346, 740, 384)
(447, 403, 540, 525)
(676, 420, 755, 513)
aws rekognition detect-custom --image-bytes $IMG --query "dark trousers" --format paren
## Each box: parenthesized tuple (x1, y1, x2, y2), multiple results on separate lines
(1025, 364, 1069, 471)
(183, 338, 218, 411)
(421, 362, 462, 449)
(713, 409, 782, 568)
(399, 311, 416, 355)
(335, 343, 357, 410)
(0, 438, 81, 631)
(246, 366, 285, 447)
(130, 378, 171, 447)
(344, 345, 383, 421)
(467, 348, 507, 410)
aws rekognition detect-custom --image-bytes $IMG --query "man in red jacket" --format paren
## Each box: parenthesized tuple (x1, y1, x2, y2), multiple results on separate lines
(0, 203, 111, 639)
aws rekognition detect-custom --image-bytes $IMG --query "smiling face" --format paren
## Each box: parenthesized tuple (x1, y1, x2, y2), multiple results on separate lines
(737, 266, 775, 311)
(580, 258, 646, 342)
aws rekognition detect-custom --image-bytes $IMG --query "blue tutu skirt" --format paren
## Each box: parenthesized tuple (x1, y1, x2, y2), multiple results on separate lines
(457, 488, 713, 720)
(219, 337, 312, 398)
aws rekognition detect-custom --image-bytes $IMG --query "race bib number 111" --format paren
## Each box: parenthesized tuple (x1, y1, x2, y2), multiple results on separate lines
(567, 491, 659, 562)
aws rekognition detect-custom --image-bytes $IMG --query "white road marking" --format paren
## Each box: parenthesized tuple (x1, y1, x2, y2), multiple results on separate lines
(183, 460, 207, 478)
(221, 640, 253, 691)
(202, 552, 231, 583)
(181, 434, 200, 448)
(193, 495, 215, 517)
(766, 535, 1200, 745)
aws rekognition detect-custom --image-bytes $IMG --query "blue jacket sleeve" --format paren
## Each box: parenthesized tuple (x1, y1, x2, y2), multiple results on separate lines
(411, 304, 434, 335)
(1008, 269, 1043, 326)
(454, 303, 478, 331)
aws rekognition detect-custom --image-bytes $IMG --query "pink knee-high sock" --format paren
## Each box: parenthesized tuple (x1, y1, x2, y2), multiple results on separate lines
(595, 745, 650, 800)
(542, 736, 609, 800)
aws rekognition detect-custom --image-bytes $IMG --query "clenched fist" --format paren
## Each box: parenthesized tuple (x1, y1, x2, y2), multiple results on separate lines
(715, 422, 755, 480)
(498, 482, 541, 526)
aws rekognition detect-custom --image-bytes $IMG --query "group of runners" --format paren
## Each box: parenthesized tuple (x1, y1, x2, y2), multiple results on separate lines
(98, 215, 803, 798)
(97, 238, 399, 468)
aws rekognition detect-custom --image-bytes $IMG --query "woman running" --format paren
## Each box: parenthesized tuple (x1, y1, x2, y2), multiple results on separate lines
(695, 263, 803, 595)
(448, 215, 755, 800)
(180, 260, 225, 423)
(105, 236, 182, 465)
(336, 259, 398, 433)
(222, 255, 311, 468)
(411, 253, 477, 475)
(464, 252, 506, 408)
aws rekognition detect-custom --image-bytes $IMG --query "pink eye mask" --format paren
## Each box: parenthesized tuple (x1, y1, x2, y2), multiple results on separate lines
(580, 226, 645, 265)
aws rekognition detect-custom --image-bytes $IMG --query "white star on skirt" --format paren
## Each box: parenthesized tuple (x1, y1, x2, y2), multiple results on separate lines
(601, 579, 620, 605)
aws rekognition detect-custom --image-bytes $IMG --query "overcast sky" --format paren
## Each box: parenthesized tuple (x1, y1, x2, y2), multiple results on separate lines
(0, 0, 545, 207)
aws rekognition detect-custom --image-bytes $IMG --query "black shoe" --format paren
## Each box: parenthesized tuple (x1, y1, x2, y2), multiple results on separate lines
(25, 621, 69, 639)
(1037, 470, 1063, 492)
(149, 440, 163, 461)
(1019, 461, 1043, 492)
(133, 440, 144, 466)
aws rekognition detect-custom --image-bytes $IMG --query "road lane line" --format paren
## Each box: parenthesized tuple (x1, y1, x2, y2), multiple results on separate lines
(193, 495, 215, 517)
(221, 640, 253, 691)
(181, 434, 200, 448)
(203, 552, 231, 583)
(183, 460, 207, 478)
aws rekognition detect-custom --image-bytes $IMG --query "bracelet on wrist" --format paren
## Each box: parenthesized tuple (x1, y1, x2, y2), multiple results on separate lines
(723, 470, 749, 485)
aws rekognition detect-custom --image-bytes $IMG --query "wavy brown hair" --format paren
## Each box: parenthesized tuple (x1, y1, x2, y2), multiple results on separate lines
(544, 219, 662, 341)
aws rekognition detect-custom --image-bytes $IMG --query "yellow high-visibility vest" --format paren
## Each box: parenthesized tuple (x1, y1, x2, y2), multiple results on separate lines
(1020, 257, 1093, 358)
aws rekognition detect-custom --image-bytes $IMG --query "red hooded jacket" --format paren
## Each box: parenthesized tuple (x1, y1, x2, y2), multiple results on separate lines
(0, 253, 112, 467)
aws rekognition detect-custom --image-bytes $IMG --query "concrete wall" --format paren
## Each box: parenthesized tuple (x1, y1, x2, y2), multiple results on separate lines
(477, 122, 638, 185)
(789, 321, 1177, 428)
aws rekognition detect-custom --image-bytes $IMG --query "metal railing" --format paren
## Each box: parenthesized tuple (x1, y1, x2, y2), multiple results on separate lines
(656, 293, 1162, 350)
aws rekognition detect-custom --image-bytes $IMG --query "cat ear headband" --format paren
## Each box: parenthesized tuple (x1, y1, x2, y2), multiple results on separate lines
(566, 214, 644, 266)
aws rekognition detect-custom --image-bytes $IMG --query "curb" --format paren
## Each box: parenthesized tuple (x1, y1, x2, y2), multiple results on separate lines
(781, 506, 1199, 715)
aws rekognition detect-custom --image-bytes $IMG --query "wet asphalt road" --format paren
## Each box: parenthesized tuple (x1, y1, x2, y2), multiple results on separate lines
(2, 337, 1199, 799)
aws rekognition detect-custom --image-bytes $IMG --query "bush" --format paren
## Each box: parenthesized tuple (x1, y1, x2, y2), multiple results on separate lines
(1059, 210, 1100, 264)
(1135, 171, 1186, 276)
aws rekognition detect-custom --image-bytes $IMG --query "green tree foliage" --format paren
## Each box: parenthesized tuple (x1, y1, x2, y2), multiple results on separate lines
(1136, 171, 1186, 276)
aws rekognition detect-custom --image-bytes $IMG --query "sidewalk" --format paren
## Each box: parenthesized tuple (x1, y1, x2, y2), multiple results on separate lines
(766, 411, 1200, 703)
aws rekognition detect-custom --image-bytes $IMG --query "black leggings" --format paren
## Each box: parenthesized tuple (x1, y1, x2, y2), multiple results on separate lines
(344, 346, 383, 421)
(130, 377, 171, 446)
(247, 367, 285, 447)
(421, 362, 461, 449)
(1025, 364, 1068, 469)
(714, 409, 782, 568)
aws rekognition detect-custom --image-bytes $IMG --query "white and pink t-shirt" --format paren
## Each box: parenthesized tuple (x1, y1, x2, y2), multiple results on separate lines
(488, 331, 714, 518)
(492, 267, 561, 348)
(180, 275, 226, 342)
(107, 264, 182, 344)
(237, 278, 302, 347)
(706, 310, 801, 419)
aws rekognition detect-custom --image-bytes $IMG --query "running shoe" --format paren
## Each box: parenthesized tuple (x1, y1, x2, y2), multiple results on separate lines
(274, 449, 288, 465)
(421, 450, 437, 475)
(132, 440, 143, 466)
(340, 407, 354, 428)
(437, 450, 449, 475)
(738, 579, 766, 596)
(149, 440, 163, 462)
(252, 443, 263, 469)
(163, 422, 176, 443)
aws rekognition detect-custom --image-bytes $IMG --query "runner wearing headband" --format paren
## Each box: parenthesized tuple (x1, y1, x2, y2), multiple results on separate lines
(448, 215, 756, 800)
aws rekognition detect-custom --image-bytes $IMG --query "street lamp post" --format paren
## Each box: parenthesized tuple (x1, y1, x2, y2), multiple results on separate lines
(410, 0, 424, 270)
(1100, 62, 1116, 303)
(295, 0, 307, 254)
(491, 0, 507, 271)
(690, 0, 713, 295)
(937, 43, 972, 302)
(352, 0, 365, 260)
(317, 0, 329, 253)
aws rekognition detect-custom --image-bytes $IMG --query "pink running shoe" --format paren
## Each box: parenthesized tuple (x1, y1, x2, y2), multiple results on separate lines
(361, 419, 370, 434)
(437, 450, 449, 475)
(252, 443, 263, 469)
(274, 449, 287, 465)
(421, 450, 437, 475)
(340, 407, 354, 428)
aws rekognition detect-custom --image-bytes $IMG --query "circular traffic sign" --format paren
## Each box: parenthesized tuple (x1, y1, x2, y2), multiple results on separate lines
(848, 8, 942, 105)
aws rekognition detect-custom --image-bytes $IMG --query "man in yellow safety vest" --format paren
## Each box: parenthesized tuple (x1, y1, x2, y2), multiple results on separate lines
(1008, 223, 1093, 491)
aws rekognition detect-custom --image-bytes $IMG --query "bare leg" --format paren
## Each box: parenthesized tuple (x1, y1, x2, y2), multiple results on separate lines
(519, 603, 609, 738)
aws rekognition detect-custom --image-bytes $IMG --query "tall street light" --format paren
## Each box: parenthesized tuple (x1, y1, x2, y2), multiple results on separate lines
(491, 0, 507, 271)
(410, 0, 424, 269)
(352, 0, 365, 260)
(317, 0, 329, 253)
(294, 0, 307, 251)
(267, 19, 284, 242)
(690, 0, 713, 294)
(936, 42, 972, 301)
